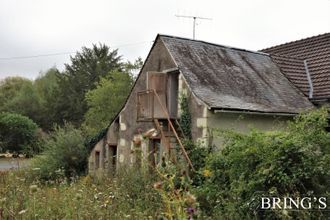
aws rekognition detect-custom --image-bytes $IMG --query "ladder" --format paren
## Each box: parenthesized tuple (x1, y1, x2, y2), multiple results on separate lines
(152, 89, 195, 171)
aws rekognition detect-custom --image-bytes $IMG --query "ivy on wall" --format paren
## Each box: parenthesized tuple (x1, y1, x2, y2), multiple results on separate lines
(178, 93, 210, 184)
(179, 93, 192, 140)
(84, 126, 108, 152)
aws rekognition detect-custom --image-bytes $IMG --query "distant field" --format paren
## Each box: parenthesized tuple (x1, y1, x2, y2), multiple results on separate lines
(0, 158, 30, 171)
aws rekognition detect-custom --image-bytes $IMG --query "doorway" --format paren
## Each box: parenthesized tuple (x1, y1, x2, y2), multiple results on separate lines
(149, 138, 161, 168)
(108, 145, 117, 174)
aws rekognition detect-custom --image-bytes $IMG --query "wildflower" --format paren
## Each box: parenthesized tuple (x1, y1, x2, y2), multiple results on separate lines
(186, 207, 196, 220)
(29, 185, 38, 193)
(202, 169, 212, 177)
(185, 193, 196, 206)
(94, 193, 103, 200)
(282, 210, 289, 216)
(18, 209, 27, 215)
(153, 181, 162, 190)
(76, 193, 82, 200)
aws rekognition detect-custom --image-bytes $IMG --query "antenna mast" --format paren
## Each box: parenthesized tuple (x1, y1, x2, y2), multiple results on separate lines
(175, 15, 212, 39)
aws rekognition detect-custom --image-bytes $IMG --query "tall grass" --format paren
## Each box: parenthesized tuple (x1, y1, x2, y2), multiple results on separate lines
(0, 168, 162, 219)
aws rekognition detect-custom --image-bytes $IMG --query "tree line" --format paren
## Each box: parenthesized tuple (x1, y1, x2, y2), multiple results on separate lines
(0, 43, 142, 154)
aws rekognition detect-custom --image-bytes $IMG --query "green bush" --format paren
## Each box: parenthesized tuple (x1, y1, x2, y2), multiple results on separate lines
(31, 123, 87, 181)
(0, 112, 40, 155)
(198, 108, 330, 219)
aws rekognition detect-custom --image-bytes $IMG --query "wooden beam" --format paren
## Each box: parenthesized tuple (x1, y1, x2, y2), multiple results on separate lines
(152, 89, 195, 171)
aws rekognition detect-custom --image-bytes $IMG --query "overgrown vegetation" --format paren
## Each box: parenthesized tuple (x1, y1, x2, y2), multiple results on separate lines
(179, 92, 192, 139)
(0, 168, 162, 219)
(0, 161, 202, 219)
(0, 108, 328, 219)
(198, 107, 330, 219)
(31, 124, 87, 181)
(179, 93, 211, 185)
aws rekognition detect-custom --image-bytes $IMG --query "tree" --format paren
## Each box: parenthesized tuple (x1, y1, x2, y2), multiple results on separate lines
(34, 67, 61, 130)
(0, 77, 32, 111)
(3, 82, 43, 124)
(123, 57, 144, 78)
(83, 71, 133, 136)
(0, 77, 44, 128)
(0, 112, 40, 155)
(54, 43, 123, 126)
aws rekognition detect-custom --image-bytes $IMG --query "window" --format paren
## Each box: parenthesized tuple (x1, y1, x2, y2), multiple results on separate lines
(108, 145, 117, 174)
(167, 72, 179, 118)
(95, 151, 100, 169)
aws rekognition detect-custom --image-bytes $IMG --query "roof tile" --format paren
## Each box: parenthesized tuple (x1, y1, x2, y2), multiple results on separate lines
(261, 33, 330, 99)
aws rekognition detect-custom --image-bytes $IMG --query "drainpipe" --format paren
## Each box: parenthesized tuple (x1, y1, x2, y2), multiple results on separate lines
(304, 59, 313, 99)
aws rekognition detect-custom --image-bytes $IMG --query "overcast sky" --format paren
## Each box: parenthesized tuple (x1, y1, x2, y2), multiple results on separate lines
(0, 0, 329, 80)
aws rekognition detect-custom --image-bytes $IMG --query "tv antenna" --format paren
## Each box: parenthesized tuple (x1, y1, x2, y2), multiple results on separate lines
(175, 15, 212, 39)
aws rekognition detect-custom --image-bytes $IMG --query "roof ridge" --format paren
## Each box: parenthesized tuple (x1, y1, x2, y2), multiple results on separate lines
(158, 33, 269, 56)
(260, 32, 330, 52)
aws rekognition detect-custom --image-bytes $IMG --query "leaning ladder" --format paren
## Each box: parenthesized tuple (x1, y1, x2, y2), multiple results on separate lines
(152, 89, 195, 172)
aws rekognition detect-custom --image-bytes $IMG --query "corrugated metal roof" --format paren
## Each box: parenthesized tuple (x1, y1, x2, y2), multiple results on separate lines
(160, 35, 314, 113)
(261, 33, 330, 99)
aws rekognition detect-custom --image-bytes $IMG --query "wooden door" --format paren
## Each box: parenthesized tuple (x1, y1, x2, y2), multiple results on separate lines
(147, 72, 167, 118)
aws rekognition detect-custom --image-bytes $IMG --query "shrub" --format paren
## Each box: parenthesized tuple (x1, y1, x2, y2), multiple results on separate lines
(198, 108, 330, 219)
(0, 112, 40, 155)
(31, 123, 87, 181)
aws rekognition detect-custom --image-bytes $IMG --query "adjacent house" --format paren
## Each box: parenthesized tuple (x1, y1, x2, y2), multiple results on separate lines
(261, 33, 330, 106)
(88, 33, 329, 176)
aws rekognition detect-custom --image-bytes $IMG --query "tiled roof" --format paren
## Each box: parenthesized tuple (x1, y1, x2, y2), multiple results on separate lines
(160, 35, 313, 113)
(261, 33, 330, 99)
